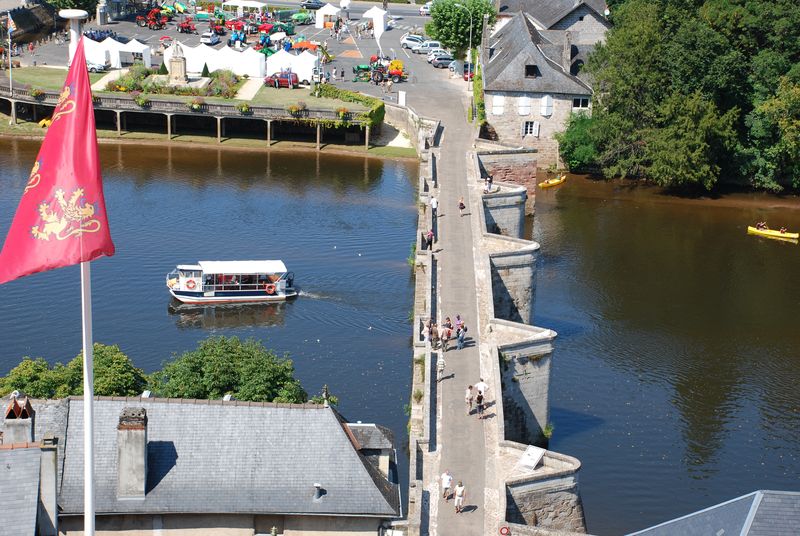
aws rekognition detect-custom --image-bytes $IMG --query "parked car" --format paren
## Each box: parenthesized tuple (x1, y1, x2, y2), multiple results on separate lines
(426, 48, 449, 62)
(265, 71, 299, 88)
(400, 33, 425, 49)
(419, 1, 432, 15)
(86, 61, 107, 73)
(412, 40, 441, 54)
(431, 54, 454, 68)
(300, 0, 324, 9)
(200, 31, 220, 45)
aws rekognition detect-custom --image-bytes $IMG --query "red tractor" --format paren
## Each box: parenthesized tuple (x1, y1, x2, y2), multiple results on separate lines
(136, 9, 168, 30)
(177, 17, 197, 34)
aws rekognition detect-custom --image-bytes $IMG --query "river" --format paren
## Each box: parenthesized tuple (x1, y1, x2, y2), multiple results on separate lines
(3, 138, 800, 534)
(534, 177, 800, 534)
(0, 138, 418, 490)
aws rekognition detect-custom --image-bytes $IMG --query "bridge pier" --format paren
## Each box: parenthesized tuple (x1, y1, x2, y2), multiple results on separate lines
(166, 113, 172, 139)
(9, 99, 16, 124)
(266, 119, 272, 145)
(216, 117, 221, 144)
(116, 110, 121, 136)
(316, 121, 321, 151)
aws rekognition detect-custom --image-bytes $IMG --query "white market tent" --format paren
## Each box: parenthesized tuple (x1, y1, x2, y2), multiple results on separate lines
(99, 37, 127, 68)
(315, 3, 340, 29)
(222, 0, 267, 17)
(270, 31, 287, 41)
(265, 48, 294, 76)
(291, 50, 319, 84)
(164, 42, 264, 77)
(120, 39, 152, 68)
(83, 38, 110, 67)
(361, 6, 385, 18)
(361, 6, 387, 49)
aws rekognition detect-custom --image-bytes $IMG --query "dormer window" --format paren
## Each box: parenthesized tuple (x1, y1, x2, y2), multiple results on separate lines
(525, 65, 541, 78)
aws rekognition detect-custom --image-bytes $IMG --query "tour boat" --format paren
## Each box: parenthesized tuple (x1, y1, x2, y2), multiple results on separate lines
(166, 260, 297, 304)
(747, 226, 799, 241)
(539, 174, 566, 188)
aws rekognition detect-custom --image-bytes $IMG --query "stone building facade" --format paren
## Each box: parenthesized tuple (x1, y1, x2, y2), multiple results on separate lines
(481, 1, 611, 167)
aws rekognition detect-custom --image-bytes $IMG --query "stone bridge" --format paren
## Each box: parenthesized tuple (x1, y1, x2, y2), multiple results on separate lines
(387, 84, 588, 536)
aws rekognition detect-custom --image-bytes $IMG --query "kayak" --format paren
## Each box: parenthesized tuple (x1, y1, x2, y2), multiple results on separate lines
(747, 226, 799, 240)
(539, 174, 566, 188)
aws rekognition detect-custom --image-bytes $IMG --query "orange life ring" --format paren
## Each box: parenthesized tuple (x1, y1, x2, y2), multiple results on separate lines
(265, 283, 276, 295)
(186, 279, 196, 290)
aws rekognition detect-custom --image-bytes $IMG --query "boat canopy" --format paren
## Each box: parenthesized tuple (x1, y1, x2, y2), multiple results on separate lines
(177, 264, 202, 271)
(198, 260, 287, 275)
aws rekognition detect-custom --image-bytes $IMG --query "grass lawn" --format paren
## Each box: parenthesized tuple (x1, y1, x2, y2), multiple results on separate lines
(249, 85, 367, 112)
(1, 67, 105, 90)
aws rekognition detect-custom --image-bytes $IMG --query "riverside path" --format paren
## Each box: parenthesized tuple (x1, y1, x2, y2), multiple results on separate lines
(412, 78, 487, 535)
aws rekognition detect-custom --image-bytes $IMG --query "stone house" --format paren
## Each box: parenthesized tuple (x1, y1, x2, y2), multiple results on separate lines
(480, 1, 610, 167)
(0, 393, 401, 536)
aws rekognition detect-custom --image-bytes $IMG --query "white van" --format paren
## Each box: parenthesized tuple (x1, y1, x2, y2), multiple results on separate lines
(412, 40, 442, 54)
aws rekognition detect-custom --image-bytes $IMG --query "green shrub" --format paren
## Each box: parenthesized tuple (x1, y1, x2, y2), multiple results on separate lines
(315, 84, 384, 128)
(555, 112, 598, 172)
(158, 62, 168, 75)
(202, 62, 210, 77)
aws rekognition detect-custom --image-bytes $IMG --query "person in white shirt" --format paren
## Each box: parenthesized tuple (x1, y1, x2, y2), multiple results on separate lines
(474, 378, 489, 399)
(454, 481, 466, 513)
(430, 196, 438, 219)
(440, 470, 453, 500)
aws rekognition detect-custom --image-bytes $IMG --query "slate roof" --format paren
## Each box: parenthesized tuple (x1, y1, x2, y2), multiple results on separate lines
(628, 490, 800, 536)
(497, 0, 608, 29)
(483, 12, 592, 95)
(42, 397, 400, 518)
(347, 423, 394, 450)
(0, 446, 41, 536)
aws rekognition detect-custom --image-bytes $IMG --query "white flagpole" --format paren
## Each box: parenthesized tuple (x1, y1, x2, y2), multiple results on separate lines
(7, 12, 12, 98)
(80, 261, 96, 536)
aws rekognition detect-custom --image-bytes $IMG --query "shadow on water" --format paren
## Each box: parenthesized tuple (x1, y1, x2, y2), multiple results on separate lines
(167, 300, 291, 330)
(549, 406, 605, 444)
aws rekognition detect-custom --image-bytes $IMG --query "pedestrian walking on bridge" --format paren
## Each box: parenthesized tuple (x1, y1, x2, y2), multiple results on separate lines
(454, 481, 466, 513)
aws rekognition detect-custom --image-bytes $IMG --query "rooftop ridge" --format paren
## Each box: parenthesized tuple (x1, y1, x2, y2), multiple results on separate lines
(65, 395, 327, 409)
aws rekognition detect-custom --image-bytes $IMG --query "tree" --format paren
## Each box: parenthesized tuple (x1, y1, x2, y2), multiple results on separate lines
(158, 62, 168, 75)
(0, 344, 146, 398)
(646, 91, 737, 190)
(426, 0, 496, 55)
(747, 78, 800, 190)
(555, 113, 598, 171)
(150, 336, 309, 403)
(201, 63, 210, 78)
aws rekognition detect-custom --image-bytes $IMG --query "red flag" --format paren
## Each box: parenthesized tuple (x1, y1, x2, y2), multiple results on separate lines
(0, 38, 114, 284)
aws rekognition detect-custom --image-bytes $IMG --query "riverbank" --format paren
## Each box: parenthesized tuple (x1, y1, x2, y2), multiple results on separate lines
(561, 173, 800, 211)
(0, 111, 418, 160)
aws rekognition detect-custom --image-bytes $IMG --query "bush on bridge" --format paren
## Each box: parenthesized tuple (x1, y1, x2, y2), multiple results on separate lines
(314, 84, 385, 128)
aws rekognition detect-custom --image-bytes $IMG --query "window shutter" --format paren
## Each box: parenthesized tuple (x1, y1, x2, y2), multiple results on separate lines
(518, 96, 531, 115)
(533, 121, 540, 137)
(492, 95, 505, 115)
(540, 95, 553, 117)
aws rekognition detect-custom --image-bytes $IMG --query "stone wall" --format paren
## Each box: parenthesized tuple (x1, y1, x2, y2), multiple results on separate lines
(478, 151, 538, 215)
(483, 187, 527, 237)
(499, 348, 552, 446)
(550, 6, 610, 45)
(384, 102, 440, 154)
(484, 90, 588, 169)
(490, 247, 538, 324)
(506, 475, 587, 533)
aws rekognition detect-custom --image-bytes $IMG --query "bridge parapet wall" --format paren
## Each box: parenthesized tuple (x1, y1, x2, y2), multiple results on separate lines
(472, 150, 587, 534)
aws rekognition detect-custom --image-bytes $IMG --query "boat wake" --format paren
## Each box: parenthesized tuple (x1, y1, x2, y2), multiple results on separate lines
(297, 289, 335, 300)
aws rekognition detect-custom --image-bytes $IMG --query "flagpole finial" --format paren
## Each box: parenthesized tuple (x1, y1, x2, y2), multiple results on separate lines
(58, 9, 88, 64)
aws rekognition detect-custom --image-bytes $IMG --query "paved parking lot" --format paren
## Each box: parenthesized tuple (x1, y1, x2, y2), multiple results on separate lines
(15, 6, 470, 106)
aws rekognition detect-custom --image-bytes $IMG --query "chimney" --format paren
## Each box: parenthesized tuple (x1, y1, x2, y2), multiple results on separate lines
(117, 407, 147, 498)
(563, 31, 572, 73)
(4, 392, 35, 444)
(38, 434, 59, 536)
